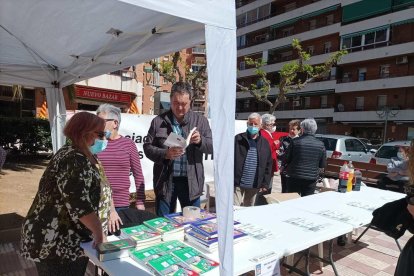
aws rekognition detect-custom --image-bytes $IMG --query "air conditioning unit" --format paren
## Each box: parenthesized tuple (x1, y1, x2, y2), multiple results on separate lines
(293, 100, 301, 107)
(396, 56, 408, 64)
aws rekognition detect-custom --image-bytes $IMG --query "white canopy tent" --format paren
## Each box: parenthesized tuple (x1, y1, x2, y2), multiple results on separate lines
(0, 0, 236, 274)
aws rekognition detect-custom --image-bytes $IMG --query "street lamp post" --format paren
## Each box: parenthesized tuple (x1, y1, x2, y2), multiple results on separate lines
(376, 106, 399, 144)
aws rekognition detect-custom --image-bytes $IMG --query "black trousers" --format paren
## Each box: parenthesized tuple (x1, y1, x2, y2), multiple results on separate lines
(378, 176, 406, 193)
(281, 173, 288, 193)
(395, 235, 414, 276)
(287, 177, 317, 197)
(35, 257, 89, 276)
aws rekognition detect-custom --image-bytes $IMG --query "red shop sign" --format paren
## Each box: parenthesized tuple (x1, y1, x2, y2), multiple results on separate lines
(76, 86, 132, 103)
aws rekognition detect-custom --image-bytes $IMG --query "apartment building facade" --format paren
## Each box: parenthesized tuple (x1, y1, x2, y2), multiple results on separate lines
(236, 0, 414, 143)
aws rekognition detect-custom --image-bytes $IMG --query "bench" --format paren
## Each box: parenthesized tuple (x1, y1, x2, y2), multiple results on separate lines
(324, 158, 387, 186)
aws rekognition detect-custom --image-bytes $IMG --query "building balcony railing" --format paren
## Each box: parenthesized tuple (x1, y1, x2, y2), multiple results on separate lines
(191, 47, 206, 54)
(337, 73, 408, 84)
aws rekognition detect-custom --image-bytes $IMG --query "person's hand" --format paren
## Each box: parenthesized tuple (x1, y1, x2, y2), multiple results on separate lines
(92, 232, 105, 249)
(259, 187, 268, 193)
(407, 204, 414, 218)
(165, 147, 185, 159)
(136, 204, 145, 210)
(190, 130, 201, 145)
(109, 210, 123, 233)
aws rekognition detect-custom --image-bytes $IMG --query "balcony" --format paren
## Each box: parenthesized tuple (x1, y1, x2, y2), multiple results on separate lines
(235, 108, 334, 120)
(333, 110, 414, 123)
(336, 75, 414, 93)
(191, 47, 206, 55)
(339, 41, 414, 64)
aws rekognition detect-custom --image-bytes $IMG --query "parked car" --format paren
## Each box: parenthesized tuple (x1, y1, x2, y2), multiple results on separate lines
(357, 138, 378, 153)
(369, 140, 411, 165)
(315, 134, 373, 163)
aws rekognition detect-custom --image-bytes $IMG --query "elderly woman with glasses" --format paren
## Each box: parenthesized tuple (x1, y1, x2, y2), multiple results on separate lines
(21, 112, 111, 276)
(96, 104, 145, 233)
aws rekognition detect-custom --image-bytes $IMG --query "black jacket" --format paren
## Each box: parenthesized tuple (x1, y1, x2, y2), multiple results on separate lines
(234, 132, 272, 189)
(143, 110, 213, 201)
(286, 134, 326, 180)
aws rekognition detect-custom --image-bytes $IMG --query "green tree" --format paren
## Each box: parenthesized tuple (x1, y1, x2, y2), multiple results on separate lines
(237, 39, 347, 114)
(149, 51, 207, 111)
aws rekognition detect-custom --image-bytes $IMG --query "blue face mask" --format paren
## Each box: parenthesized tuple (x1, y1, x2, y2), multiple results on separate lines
(104, 130, 112, 139)
(247, 126, 259, 135)
(90, 139, 108, 155)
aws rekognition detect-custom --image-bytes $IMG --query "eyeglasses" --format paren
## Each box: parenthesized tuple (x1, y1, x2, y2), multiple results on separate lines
(95, 131, 106, 139)
(264, 123, 276, 127)
(104, 119, 115, 122)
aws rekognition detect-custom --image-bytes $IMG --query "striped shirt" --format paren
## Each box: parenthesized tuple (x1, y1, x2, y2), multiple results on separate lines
(97, 136, 145, 207)
(240, 138, 258, 189)
(171, 117, 187, 177)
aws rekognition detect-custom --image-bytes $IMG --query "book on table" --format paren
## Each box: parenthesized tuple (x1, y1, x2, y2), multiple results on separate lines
(129, 240, 219, 275)
(164, 210, 216, 226)
(190, 219, 240, 239)
(143, 217, 185, 241)
(120, 224, 162, 249)
(163, 127, 197, 149)
(185, 228, 248, 253)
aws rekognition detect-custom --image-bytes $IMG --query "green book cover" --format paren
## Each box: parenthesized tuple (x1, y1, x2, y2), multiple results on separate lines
(144, 217, 182, 233)
(130, 246, 164, 263)
(121, 224, 161, 241)
(172, 247, 219, 273)
(147, 254, 199, 276)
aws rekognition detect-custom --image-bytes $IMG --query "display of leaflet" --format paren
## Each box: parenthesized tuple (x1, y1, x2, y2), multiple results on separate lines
(164, 127, 197, 148)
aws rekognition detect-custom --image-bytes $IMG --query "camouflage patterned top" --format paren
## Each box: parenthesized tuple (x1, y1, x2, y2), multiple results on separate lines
(20, 145, 107, 262)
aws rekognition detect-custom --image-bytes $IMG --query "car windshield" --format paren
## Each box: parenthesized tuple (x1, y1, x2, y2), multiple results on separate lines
(375, 146, 398, 159)
(316, 137, 337, 151)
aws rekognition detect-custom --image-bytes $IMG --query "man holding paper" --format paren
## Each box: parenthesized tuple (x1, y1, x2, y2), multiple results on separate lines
(144, 82, 213, 216)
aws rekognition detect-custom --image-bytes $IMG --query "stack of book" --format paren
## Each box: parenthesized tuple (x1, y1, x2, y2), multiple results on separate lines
(186, 220, 248, 253)
(130, 240, 219, 275)
(120, 224, 162, 250)
(164, 210, 216, 227)
(143, 217, 185, 241)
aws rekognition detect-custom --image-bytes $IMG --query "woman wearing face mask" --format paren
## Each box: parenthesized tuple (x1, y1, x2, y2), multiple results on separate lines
(377, 145, 410, 193)
(20, 112, 111, 276)
(96, 104, 145, 234)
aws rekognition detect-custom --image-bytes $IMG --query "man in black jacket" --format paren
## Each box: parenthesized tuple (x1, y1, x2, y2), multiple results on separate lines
(234, 113, 273, 206)
(286, 118, 326, 196)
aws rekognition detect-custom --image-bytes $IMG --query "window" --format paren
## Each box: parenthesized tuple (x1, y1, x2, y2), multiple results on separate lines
(258, 4, 270, 20)
(304, 97, 310, 108)
(380, 64, 390, 78)
(284, 2, 296, 12)
(342, 37, 351, 49)
(345, 139, 366, 152)
(236, 14, 246, 27)
(377, 95, 387, 109)
(309, 19, 317, 30)
(237, 35, 246, 48)
(351, 35, 362, 48)
(324, 41, 332, 53)
(355, 97, 364, 111)
(326, 14, 334, 25)
(243, 99, 250, 109)
(239, 61, 245, 70)
(306, 45, 314, 55)
(341, 28, 389, 51)
(282, 27, 294, 37)
(320, 95, 328, 108)
(343, 72, 352, 82)
(357, 68, 366, 81)
(281, 51, 293, 61)
(246, 9, 258, 24)
(191, 65, 204, 72)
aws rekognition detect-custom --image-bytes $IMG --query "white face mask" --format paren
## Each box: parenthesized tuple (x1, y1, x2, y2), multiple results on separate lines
(397, 152, 404, 159)
(271, 126, 276, 132)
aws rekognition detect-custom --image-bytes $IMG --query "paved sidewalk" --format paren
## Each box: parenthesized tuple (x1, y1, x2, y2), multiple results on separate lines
(0, 175, 409, 276)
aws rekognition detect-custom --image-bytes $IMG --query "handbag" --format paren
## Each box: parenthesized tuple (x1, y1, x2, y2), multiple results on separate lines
(371, 197, 414, 239)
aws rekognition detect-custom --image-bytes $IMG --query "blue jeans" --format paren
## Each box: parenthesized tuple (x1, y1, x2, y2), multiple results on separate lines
(156, 177, 200, 216)
(115, 206, 130, 213)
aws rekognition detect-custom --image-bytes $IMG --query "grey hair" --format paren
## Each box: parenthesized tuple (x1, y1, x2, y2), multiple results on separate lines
(261, 113, 276, 125)
(300, 118, 318, 134)
(248, 112, 262, 124)
(170, 82, 193, 99)
(96, 104, 121, 126)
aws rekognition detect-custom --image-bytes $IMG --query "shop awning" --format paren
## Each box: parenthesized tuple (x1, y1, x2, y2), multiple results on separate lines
(392, 18, 414, 26)
(341, 25, 389, 39)
(342, 0, 392, 24)
(393, 0, 414, 10)
(271, 5, 339, 29)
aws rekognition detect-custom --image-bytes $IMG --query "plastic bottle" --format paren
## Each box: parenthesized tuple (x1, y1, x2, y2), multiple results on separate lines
(346, 161, 354, 192)
(338, 162, 349, 193)
(353, 169, 362, 191)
